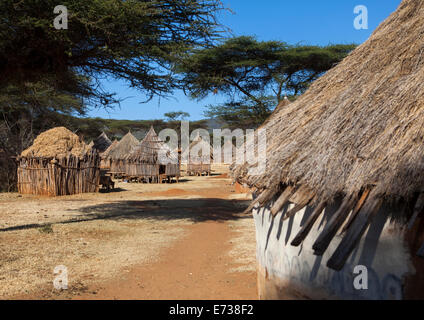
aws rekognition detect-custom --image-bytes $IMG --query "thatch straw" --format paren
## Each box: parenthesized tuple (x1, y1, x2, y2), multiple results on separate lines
(125, 127, 180, 178)
(126, 126, 178, 164)
(93, 132, 112, 153)
(21, 127, 92, 159)
(108, 132, 139, 161)
(17, 127, 100, 196)
(101, 139, 118, 159)
(231, 0, 424, 269)
(233, 0, 424, 203)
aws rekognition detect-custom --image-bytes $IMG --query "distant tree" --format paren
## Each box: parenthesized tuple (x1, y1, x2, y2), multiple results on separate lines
(203, 96, 276, 130)
(177, 36, 355, 128)
(164, 111, 190, 122)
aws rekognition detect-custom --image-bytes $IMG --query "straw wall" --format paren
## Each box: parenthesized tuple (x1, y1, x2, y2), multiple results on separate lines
(17, 152, 100, 196)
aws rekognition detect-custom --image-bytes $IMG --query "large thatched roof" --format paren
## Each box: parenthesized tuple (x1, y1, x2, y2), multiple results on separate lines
(107, 132, 139, 160)
(21, 127, 92, 159)
(93, 132, 112, 153)
(126, 126, 178, 164)
(232, 0, 424, 270)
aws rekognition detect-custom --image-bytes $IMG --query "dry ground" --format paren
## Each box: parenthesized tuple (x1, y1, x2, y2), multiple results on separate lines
(0, 165, 257, 299)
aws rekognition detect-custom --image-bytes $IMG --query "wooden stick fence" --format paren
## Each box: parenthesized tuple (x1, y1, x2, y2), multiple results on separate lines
(17, 151, 100, 196)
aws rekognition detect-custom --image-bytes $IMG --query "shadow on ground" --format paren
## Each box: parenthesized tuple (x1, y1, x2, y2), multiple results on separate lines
(98, 187, 127, 194)
(0, 198, 252, 233)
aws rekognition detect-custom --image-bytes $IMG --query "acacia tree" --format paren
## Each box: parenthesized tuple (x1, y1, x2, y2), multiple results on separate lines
(0, 0, 225, 190)
(177, 36, 355, 128)
(164, 111, 190, 121)
(0, 0, 225, 104)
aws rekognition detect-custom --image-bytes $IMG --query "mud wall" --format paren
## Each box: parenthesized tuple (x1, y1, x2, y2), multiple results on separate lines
(253, 200, 417, 300)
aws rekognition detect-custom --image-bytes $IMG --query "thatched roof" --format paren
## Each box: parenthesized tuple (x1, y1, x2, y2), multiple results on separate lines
(101, 139, 118, 159)
(21, 127, 92, 159)
(93, 132, 112, 153)
(107, 132, 139, 160)
(232, 0, 424, 270)
(126, 126, 178, 164)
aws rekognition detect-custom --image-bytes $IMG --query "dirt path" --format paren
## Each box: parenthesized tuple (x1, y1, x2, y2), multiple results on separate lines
(76, 219, 257, 300)
(2, 169, 257, 300)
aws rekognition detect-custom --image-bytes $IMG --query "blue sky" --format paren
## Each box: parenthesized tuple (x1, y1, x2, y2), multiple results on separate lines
(87, 0, 401, 121)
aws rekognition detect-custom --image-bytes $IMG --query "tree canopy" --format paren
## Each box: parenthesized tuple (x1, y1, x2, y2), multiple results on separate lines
(0, 0, 225, 108)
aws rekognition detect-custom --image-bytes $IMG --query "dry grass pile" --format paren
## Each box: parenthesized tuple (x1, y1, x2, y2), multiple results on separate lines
(21, 127, 91, 159)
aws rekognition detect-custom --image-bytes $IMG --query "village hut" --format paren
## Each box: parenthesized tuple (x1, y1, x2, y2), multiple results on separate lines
(108, 132, 139, 175)
(17, 127, 100, 196)
(232, 0, 424, 300)
(187, 134, 213, 176)
(93, 132, 112, 153)
(100, 139, 118, 169)
(125, 126, 179, 183)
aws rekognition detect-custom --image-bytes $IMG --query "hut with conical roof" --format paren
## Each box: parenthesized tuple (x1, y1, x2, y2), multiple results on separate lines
(232, 0, 424, 300)
(187, 134, 213, 176)
(93, 132, 112, 153)
(125, 127, 180, 183)
(100, 139, 118, 169)
(108, 132, 139, 175)
(17, 127, 100, 196)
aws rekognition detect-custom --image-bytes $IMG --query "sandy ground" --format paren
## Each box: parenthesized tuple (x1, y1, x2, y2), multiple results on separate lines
(0, 165, 257, 299)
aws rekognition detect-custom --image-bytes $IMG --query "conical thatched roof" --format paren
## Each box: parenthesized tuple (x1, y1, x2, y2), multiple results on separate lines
(93, 132, 112, 153)
(21, 127, 92, 159)
(126, 126, 178, 164)
(108, 132, 139, 160)
(232, 0, 424, 270)
(101, 139, 118, 159)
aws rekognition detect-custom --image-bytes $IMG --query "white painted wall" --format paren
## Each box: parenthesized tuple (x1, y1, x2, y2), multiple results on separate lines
(254, 200, 415, 300)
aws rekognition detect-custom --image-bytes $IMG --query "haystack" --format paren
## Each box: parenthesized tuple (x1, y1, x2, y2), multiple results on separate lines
(21, 127, 91, 159)
(232, 0, 424, 299)
(108, 132, 139, 173)
(18, 127, 100, 196)
(125, 126, 180, 182)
